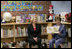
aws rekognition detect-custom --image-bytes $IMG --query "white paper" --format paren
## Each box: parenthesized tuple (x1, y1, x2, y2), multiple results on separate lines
(47, 26, 60, 34)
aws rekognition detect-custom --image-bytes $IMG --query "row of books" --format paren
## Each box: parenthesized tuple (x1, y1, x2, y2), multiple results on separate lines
(1, 27, 28, 38)
(1, 28, 14, 38)
(1, 25, 48, 38)
(15, 27, 28, 37)
(16, 14, 47, 23)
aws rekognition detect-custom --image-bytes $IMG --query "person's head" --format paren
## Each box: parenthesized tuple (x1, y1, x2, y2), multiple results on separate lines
(2, 45, 9, 48)
(31, 16, 37, 24)
(12, 42, 16, 47)
(55, 16, 61, 25)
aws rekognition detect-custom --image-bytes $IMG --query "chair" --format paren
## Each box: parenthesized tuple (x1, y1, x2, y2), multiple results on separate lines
(54, 31, 68, 48)
(59, 31, 69, 48)
(29, 42, 39, 48)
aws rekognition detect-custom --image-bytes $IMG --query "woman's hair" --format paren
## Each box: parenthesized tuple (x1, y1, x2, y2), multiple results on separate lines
(31, 18, 34, 23)
(31, 16, 37, 23)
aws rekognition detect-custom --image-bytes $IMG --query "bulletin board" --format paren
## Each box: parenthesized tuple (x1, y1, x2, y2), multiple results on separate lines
(1, 1, 43, 11)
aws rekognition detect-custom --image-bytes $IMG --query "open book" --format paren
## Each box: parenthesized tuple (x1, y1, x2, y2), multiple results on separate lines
(47, 26, 60, 34)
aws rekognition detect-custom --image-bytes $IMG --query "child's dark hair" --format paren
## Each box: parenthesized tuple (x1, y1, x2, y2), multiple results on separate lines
(2, 45, 9, 48)
(12, 42, 16, 47)
(55, 17, 61, 22)
(55, 14, 61, 22)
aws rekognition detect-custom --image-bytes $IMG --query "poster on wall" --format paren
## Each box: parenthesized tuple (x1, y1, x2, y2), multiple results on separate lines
(1, 1, 43, 11)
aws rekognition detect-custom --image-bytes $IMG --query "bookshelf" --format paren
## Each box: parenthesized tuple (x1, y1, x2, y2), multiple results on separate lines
(1, 22, 71, 42)
(1, 22, 71, 26)
(1, 37, 13, 39)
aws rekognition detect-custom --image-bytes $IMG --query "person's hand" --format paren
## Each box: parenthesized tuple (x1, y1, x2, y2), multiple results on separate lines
(58, 32, 61, 35)
(51, 33, 55, 35)
(33, 37, 37, 42)
(51, 33, 54, 35)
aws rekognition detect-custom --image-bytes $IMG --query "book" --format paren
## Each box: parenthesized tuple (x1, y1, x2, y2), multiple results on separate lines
(23, 27, 26, 36)
(3, 29, 7, 38)
(21, 14, 27, 23)
(1, 28, 14, 38)
(18, 27, 22, 36)
(21, 15, 25, 23)
(15, 14, 47, 23)
(68, 28, 71, 37)
(8, 29, 12, 37)
(40, 14, 46, 22)
(47, 26, 60, 34)
(21, 28, 23, 36)
(14, 27, 28, 37)
(16, 16, 22, 23)
(15, 29, 17, 37)
(37, 14, 41, 22)
(25, 17, 31, 23)
(21, 27, 25, 36)
(17, 27, 19, 37)
(41, 25, 47, 35)
(11, 29, 13, 37)
(29, 14, 35, 21)
(25, 28, 28, 36)
(1, 28, 3, 38)
(29, 14, 47, 23)
(1, 43, 3, 48)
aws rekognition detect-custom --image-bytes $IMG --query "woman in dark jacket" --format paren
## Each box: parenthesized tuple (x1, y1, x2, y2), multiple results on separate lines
(27, 17, 41, 48)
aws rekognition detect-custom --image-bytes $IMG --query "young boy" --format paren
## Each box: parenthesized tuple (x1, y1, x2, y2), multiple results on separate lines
(49, 17, 66, 48)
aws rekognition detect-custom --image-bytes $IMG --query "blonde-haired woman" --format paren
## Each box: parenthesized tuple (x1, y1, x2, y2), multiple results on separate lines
(27, 17, 41, 48)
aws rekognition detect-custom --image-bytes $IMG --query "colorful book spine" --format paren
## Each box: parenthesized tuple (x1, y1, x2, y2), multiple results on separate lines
(17, 27, 19, 37)
(15, 29, 17, 37)
(23, 27, 26, 36)
(8, 29, 11, 37)
(1, 28, 3, 38)
(11, 29, 13, 37)
(18, 27, 22, 36)
(26, 28, 28, 36)
(22, 29, 24, 36)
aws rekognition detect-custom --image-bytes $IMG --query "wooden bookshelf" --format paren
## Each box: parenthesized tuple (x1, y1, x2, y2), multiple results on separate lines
(1, 23, 30, 25)
(1, 22, 71, 42)
(1, 22, 71, 26)
(1, 37, 13, 39)
(52, 22, 71, 25)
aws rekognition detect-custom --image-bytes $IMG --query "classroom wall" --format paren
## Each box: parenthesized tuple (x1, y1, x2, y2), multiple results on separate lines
(51, 1, 71, 14)
(1, 1, 71, 16)
(1, 1, 51, 17)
